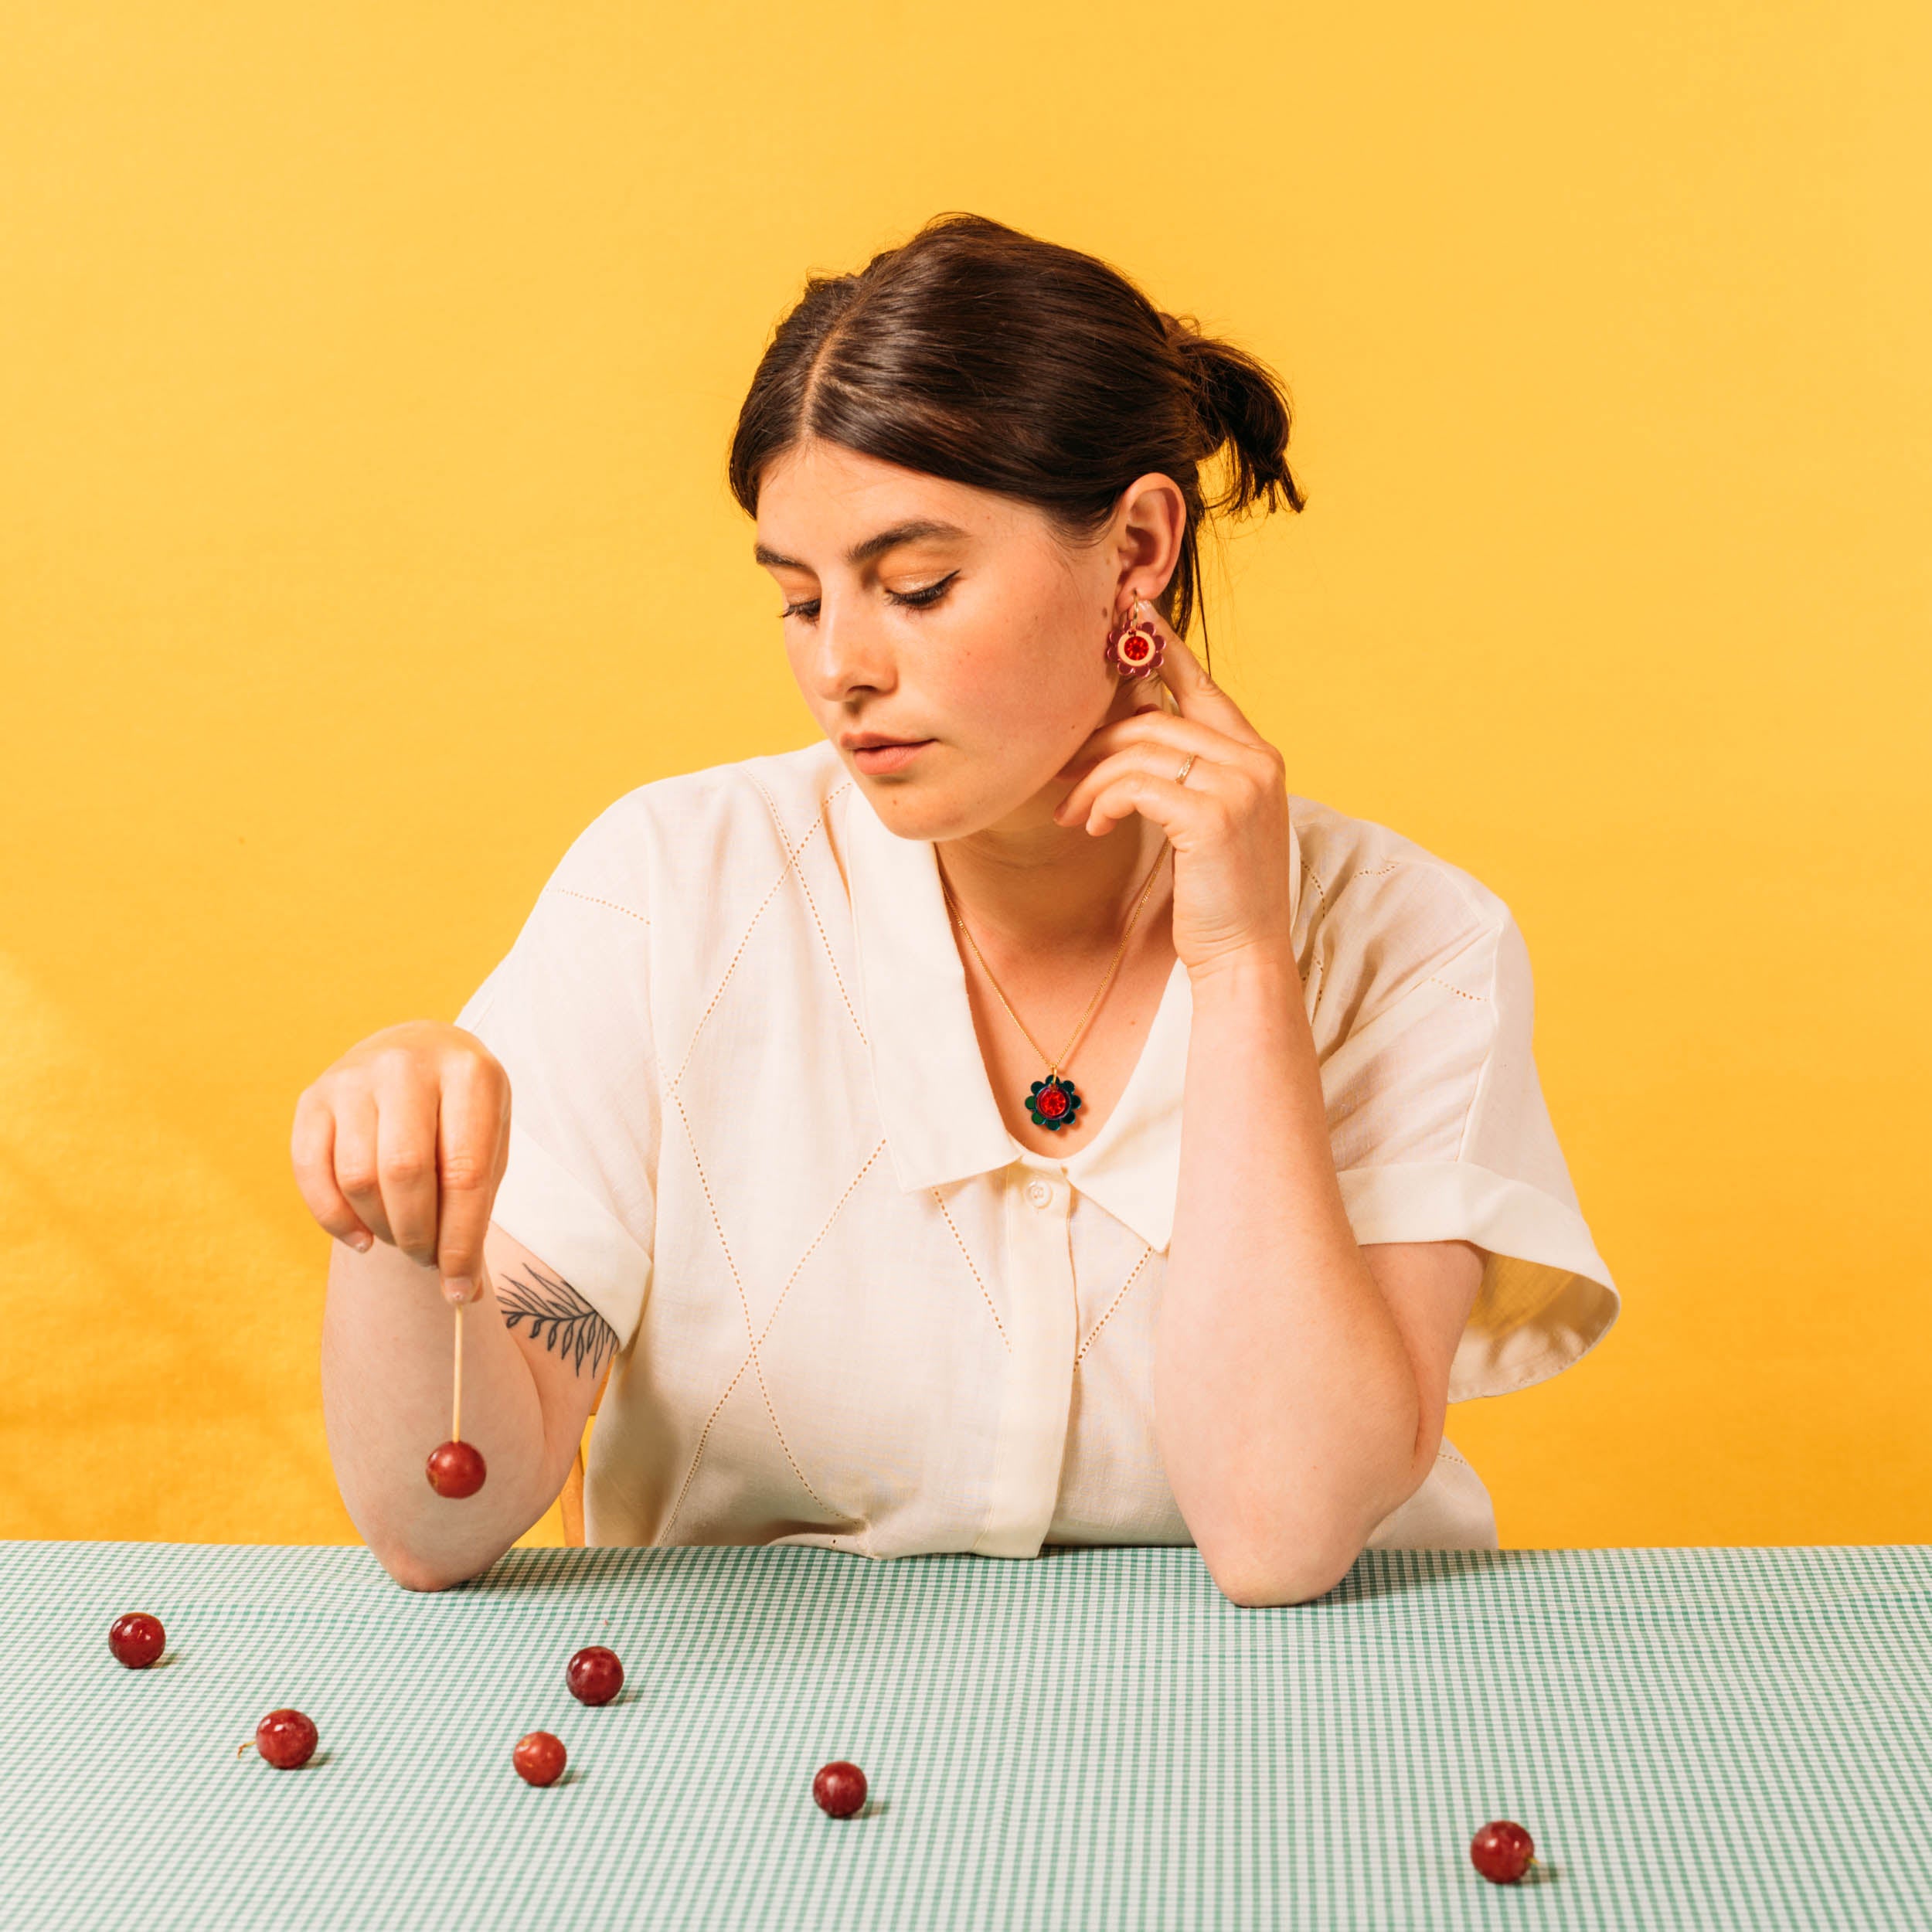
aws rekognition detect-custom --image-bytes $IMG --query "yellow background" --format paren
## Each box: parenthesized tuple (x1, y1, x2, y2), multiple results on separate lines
(3, 5, 1927, 1549)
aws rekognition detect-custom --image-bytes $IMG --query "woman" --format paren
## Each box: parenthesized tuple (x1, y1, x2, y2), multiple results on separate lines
(294, 213, 1620, 1605)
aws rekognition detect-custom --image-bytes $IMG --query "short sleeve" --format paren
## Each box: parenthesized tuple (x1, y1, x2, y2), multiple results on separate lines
(453, 808, 659, 1351)
(1325, 910, 1621, 1400)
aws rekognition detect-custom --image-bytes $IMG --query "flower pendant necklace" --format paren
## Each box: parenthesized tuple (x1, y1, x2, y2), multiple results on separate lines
(940, 842, 1173, 1132)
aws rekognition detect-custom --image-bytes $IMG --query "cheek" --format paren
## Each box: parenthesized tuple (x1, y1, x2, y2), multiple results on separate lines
(954, 593, 1105, 736)
(949, 664, 1083, 767)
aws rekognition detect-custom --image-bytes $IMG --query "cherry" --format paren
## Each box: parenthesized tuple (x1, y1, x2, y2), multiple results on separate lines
(107, 1612, 165, 1668)
(426, 1440, 486, 1498)
(514, 1730, 567, 1787)
(255, 1709, 318, 1770)
(566, 1645, 624, 1706)
(812, 1760, 867, 1818)
(1470, 1819, 1536, 1884)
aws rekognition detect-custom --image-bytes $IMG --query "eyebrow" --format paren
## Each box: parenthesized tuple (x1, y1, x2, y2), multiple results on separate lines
(753, 519, 970, 572)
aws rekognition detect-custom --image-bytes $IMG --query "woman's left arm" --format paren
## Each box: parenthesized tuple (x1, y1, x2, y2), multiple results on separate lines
(1053, 618, 1485, 1607)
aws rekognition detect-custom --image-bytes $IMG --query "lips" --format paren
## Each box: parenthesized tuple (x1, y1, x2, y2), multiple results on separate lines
(847, 737, 934, 774)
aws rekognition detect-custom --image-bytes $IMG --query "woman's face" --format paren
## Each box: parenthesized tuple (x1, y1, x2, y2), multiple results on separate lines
(755, 437, 1174, 843)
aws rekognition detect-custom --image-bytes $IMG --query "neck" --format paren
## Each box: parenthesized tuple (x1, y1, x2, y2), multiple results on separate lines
(936, 801, 1171, 955)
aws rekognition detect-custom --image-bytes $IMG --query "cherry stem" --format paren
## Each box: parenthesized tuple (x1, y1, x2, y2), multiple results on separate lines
(451, 1300, 464, 1444)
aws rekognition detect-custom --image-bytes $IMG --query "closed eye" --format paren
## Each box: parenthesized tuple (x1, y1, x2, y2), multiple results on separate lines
(781, 573, 958, 621)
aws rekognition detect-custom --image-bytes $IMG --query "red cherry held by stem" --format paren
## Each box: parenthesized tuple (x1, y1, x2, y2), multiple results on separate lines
(108, 1612, 166, 1668)
(812, 1760, 867, 1818)
(566, 1646, 624, 1706)
(255, 1709, 318, 1770)
(1470, 1819, 1536, 1884)
(514, 1731, 567, 1787)
(426, 1440, 487, 1498)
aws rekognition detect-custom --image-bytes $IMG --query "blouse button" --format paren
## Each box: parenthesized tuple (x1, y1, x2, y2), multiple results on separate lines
(1025, 1179, 1054, 1209)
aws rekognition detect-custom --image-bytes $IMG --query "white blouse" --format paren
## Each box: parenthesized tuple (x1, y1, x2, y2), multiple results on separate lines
(454, 738, 1620, 1560)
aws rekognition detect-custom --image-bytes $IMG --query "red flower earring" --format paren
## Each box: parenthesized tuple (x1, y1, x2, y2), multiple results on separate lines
(1104, 597, 1165, 679)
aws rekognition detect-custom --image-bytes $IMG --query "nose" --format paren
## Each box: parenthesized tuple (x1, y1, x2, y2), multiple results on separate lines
(799, 596, 897, 707)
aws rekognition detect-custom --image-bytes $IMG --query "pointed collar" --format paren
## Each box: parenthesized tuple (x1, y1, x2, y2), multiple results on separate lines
(840, 781, 1205, 1254)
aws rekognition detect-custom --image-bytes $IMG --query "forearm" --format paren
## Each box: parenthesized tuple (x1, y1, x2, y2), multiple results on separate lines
(320, 1243, 556, 1590)
(1155, 944, 1421, 1604)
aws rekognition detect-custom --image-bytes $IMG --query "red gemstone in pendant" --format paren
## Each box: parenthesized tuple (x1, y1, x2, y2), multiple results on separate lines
(1122, 634, 1150, 662)
(1027, 1075, 1083, 1130)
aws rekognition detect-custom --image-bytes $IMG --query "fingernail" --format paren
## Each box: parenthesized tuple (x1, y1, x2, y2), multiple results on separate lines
(347, 1231, 373, 1253)
(444, 1277, 474, 1304)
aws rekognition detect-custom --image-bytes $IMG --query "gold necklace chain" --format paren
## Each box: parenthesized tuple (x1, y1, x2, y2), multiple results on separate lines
(939, 841, 1173, 1080)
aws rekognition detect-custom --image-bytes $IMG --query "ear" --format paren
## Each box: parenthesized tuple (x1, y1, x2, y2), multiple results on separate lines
(1109, 471, 1188, 604)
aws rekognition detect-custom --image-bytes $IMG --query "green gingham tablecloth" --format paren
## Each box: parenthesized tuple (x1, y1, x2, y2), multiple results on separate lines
(2, 1539, 1929, 1930)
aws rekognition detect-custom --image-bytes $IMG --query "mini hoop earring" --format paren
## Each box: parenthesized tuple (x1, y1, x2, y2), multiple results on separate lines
(1104, 596, 1165, 679)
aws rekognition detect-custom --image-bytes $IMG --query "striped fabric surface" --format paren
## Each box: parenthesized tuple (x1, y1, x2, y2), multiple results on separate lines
(2, 1539, 1927, 1930)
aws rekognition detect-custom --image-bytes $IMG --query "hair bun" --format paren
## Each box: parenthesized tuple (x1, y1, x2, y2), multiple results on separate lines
(1159, 310, 1304, 520)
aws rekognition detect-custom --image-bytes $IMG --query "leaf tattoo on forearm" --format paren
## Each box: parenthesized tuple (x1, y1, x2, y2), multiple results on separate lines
(495, 1261, 617, 1379)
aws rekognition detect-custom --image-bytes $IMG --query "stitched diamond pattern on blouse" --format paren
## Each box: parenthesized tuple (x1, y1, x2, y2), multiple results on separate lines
(652, 774, 885, 1546)
(667, 795, 846, 1091)
(656, 1124, 889, 1543)
(1076, 1246, 1155, 1366)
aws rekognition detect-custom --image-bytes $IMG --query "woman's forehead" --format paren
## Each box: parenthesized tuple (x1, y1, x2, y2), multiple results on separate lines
(755, 444, 1030, 565)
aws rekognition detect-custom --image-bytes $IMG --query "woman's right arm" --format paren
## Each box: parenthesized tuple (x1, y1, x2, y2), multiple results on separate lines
(293, 1021, 607, 1591)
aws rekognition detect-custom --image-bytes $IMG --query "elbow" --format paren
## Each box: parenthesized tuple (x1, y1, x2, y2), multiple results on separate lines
(388, 1561, 463, 1596)
(1205, 1533, 1367, 1610)
(369, 1540, 478, 1595)
(1200, 1427, 1426, 1609)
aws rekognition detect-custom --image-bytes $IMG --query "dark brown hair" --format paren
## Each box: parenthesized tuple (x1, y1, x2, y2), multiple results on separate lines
(727, 212, 1308, 655)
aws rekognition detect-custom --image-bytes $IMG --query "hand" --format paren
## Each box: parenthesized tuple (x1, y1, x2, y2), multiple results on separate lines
(1053, 609, 1296, 977)
(291, 1020, 509, 1304)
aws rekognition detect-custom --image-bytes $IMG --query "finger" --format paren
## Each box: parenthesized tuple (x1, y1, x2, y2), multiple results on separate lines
(478, 1081, 511, 1306)
(369, 1049, 444, 1269)
(434, 1055, 508, 1304)
(1056, 709, 1248, 785)
(1080, 765, 1228, 841)
(1144, 612, 1266, 744)
(1055, 733, 1254, 829)
(291, 1089, 376, 1251)
(331, 1082, 397, 1249)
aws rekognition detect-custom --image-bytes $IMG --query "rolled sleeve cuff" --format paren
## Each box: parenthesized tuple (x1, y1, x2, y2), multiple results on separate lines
(1335, 1158, 1621, 1401)
(490, 1121, 651, 1349)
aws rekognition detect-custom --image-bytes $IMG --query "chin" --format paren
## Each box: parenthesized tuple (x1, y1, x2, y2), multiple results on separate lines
(854, 770, 1020, 845)
(858, 780, 969, 843)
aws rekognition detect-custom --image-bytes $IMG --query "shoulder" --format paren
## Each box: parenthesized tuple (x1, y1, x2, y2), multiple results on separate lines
(1291, 792, 1510, 934)
(1290, 793, 1517, 1025)
(546, 740, 848, 911)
